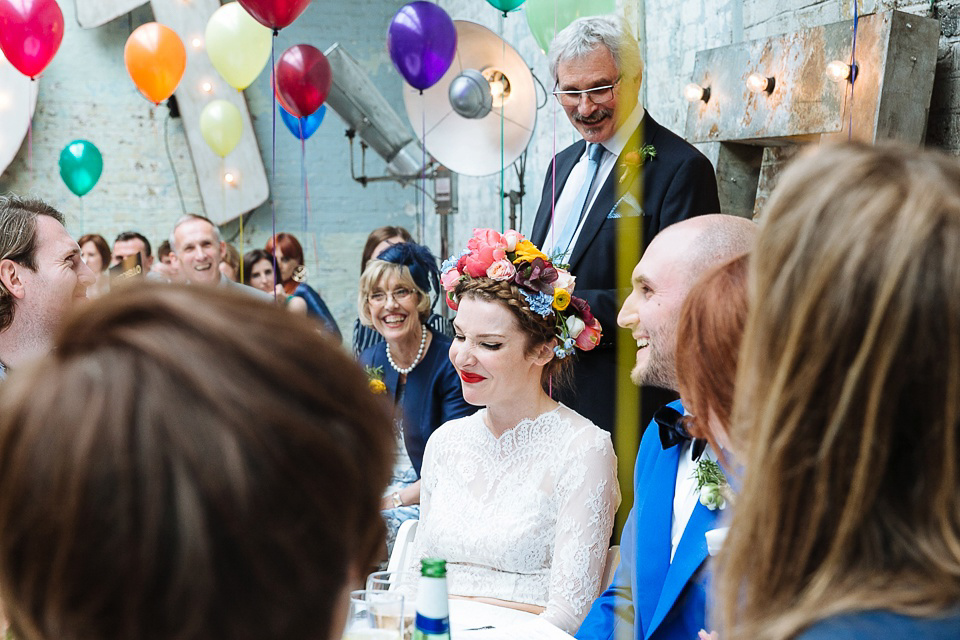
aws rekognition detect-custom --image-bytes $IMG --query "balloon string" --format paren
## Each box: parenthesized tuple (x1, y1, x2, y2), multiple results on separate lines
(239, 204, 245, 282)
(271, 32, 279, 302)
(848, 0, 859, 140)
(549, 2, 558, 249)
(420, 99, 426, 243)
(300, 120, 308, 232)
(500, 17, 505, 233)
(26, 81, 33, 188)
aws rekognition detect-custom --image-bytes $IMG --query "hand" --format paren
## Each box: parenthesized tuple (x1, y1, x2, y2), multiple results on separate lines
(698, 630, 719, 640)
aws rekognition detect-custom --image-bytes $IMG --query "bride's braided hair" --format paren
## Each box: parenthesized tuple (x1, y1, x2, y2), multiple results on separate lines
(453, 277, 572, 389)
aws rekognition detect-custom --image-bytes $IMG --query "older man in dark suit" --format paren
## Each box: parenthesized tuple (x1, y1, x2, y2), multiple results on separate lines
(531, 15, 720, 436)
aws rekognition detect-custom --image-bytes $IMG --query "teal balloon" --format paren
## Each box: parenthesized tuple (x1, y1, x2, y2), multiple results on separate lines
(58, 140, 103, 197)
(486, 0, 526, 12)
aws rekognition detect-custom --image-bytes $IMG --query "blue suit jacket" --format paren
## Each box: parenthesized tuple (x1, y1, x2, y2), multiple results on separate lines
(359, 330, 475, 476)
(576, 400, 718, 640)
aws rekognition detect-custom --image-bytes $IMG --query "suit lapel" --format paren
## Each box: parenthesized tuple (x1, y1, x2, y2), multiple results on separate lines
(567, 119, 652, 270)
(633, 443, 680, 637)
(531, 141, 585, 246)
(646, 500, 718, 637)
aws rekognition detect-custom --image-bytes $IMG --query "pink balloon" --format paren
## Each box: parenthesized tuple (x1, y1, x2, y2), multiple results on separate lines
(0, 0, 65, 79)
(274, 45, 332, 118)
(237, 0, 311, 30)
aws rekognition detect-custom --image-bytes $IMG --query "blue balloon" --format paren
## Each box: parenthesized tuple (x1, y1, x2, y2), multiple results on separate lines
(279, 104, 325, 140)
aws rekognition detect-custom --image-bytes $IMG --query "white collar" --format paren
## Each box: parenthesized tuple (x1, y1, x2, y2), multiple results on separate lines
(596, 102, 646, 158)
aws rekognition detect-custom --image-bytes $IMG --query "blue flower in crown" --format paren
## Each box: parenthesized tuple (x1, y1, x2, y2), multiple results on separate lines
(441, 249, 470, 274)
(521, 289, 554, 317)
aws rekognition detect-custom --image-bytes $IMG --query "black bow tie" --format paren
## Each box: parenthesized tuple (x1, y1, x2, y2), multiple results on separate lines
(655, 406, 706, 461)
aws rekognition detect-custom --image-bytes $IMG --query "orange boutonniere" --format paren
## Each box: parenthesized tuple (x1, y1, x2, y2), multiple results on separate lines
(618, 144, 657, 184)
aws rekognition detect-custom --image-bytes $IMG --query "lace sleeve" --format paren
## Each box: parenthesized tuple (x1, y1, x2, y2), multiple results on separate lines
(541, 426, 620, 634)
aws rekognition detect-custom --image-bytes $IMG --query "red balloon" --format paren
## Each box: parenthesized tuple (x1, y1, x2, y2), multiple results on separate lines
(0, 0, 64, 79)
(274, 45, 332, 118)
(236, 0, 311, 30)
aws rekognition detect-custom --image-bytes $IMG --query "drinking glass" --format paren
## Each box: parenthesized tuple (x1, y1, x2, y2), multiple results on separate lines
(342, 589, 405, 640)
(366, 571, 416, 640)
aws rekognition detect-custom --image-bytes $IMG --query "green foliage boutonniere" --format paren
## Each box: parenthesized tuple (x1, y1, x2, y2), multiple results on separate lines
(693, 458, 733, 511)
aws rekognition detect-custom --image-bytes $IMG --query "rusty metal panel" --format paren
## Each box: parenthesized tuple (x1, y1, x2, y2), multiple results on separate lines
(685, 11, 938, 146)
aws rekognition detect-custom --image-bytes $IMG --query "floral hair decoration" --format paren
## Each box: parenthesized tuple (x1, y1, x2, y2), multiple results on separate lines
(440, 228, 602, 359)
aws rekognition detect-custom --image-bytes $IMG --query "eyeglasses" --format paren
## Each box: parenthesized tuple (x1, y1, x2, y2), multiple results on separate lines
(368, 288, 415, 305)
(552, 77, 621, 107)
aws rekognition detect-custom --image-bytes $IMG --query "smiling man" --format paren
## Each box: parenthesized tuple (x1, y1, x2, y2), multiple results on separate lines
(529, 15, 721, 437)
(0, 195, 96, 378)
(576, 214, 755, 640)
(171, 214, 268, 298)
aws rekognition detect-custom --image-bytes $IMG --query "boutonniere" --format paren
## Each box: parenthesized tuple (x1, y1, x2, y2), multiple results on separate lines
(364, 365, 387, 394)
(693, 458, 733, 511)
(617, 144, 657, 184)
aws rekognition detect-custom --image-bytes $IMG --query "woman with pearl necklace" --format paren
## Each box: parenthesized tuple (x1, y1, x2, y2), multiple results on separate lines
(357, 242, 475, 557)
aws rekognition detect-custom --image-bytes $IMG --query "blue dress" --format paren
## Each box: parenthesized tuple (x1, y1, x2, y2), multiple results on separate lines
(796, 609, 960, 639)
(292, 282, 341, 340)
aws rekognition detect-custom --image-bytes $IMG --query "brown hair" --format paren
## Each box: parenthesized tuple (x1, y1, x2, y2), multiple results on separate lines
(453, 278, 571, 390)
(0, 284, 394, 640)
(0, 195, 65, 332)
(718, 142, 960, 639)
(77, 234, 111, 273)
(675, 254, 748, 453)
(361, 226, 413, 273)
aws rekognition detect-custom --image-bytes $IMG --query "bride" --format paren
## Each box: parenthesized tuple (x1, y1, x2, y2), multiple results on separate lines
(409, 229, 620, 634)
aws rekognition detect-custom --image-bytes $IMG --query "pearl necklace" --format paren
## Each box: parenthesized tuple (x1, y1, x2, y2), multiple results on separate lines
(386, 324, 427, 375)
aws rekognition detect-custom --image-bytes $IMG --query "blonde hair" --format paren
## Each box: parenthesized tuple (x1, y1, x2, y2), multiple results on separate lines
(357, 260, 432, 326)
(718, 142, 960, 639)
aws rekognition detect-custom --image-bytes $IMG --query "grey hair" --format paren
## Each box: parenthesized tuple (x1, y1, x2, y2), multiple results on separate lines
(170, 214, 223, 252)
(548, 15, 643, 84)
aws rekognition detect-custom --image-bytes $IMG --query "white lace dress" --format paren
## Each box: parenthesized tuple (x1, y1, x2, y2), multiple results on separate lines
(409, 404, 620, 634)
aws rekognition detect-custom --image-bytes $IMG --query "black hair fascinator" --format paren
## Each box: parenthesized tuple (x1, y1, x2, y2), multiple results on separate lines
(378, 242, 441, 301)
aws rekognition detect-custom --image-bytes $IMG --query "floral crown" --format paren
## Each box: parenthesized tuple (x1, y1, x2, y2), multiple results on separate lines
(440, 228, 601, 359)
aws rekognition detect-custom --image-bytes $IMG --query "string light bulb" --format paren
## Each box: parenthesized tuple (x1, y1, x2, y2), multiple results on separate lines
(224, 172, 236, 185)
(683, 83, 710, 103)
(201, 81, 213, 93)
(826, 60, 857, 83)
(191, 37, 203, 49)
(746, 73, 775, 94)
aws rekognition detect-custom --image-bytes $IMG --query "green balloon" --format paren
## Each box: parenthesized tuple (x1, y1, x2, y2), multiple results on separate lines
(487, 0, 526, 12)
(59, 140, 103, 197)
(524, 0, 617, 54)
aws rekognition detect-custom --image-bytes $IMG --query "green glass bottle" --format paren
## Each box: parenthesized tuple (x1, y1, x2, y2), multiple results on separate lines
(413, 558, 450, 640)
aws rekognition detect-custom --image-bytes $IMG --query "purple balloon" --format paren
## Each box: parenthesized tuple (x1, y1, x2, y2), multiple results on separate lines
(387, 2, 457, 91)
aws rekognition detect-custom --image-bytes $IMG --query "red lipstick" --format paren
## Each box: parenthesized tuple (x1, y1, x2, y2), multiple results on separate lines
(460, 372, 486, 384)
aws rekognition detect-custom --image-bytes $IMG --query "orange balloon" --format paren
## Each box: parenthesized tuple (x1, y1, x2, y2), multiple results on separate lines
(124, 22, 186, 105)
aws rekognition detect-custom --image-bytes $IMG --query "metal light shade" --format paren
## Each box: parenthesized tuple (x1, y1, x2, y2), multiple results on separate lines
(324, 43, 426, 176)
(403, 21, 536, 177)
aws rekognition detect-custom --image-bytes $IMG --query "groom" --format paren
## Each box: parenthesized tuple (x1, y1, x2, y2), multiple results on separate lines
(575, 214, 755, 640)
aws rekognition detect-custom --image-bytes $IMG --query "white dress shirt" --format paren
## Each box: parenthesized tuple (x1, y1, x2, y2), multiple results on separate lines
(541, 104, 647, 258)
(670, 440, 718, 562)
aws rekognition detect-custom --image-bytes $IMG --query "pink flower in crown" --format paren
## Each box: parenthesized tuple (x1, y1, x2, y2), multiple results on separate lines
(554, 268, 576, 294)
(440, 268, 462, 292)
(463, 228, 507, 277)
(502, 229, 524, 252)
(487, 259, 516, 281)
(574, 317, 602, 351)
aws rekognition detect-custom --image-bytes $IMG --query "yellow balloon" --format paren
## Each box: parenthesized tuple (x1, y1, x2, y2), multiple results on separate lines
(200, 100, 243, 157)
(205, 2, 272, 91)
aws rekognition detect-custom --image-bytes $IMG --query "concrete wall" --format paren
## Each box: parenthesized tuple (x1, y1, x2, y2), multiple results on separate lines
(0, 0, 955, 340)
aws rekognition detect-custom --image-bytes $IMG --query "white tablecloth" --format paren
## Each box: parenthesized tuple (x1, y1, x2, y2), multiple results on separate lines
(449, 599, 575, 639)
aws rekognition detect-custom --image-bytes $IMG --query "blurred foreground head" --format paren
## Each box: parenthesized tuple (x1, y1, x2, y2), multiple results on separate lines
(720, 142, 960, 638)
(0, 284, 393, 640)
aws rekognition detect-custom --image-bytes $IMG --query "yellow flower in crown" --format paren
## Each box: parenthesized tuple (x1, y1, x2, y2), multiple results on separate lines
(553, 288, 571, 311)
(512, 240, 548, 265)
